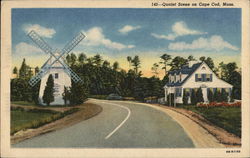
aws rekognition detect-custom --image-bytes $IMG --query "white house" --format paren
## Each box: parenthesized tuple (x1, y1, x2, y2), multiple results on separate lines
(163, 61, 233, 105)
(38, 54, 71, 106)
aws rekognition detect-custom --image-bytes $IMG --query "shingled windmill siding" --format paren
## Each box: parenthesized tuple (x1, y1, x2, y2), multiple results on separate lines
(164, 61, 233, 105)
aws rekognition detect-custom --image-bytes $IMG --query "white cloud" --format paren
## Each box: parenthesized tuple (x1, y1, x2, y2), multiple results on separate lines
(168, 35, 239, 51)
(23, 24, 56, 38)
(152, 21, 206, 40)
(82, 27, 135, 50)
(118, 25, 141, 35)
(14, 42, 42, 56)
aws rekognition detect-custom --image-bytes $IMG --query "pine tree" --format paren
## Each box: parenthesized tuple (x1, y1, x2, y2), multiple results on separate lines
(19, 58, 28, 78)
(213, 88, 219, 102)
(221, 88, 228, 102)
(182, 89, 189, 105)
(191, 89, 197, 105)
(207, 88, 214, 102)
(69, 82, 88, 105)
(196, 87, 204, 103)
(42, 74, 54, 106)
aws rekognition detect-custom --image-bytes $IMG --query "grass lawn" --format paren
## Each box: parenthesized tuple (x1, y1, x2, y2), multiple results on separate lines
(178, 105, 241, 137)
(11, 107, 79, 135)
(12, 101, 38, 106)
(11, 110, 55, 130)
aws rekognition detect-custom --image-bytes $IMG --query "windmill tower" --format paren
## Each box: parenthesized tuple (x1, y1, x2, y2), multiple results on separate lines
(27, 30, 85, 105)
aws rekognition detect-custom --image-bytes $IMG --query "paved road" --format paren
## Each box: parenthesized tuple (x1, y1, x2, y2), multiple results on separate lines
(13, 99, 194, 148)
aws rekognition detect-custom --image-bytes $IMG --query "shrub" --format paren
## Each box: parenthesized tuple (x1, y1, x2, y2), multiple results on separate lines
(182, 90, 189, 105)
(207, 88, 214, 102)
(196, 87, 204, 103)
(197, 101, 241, 107)
(191, 89, 197, 105)
(221, 88, 229, 102)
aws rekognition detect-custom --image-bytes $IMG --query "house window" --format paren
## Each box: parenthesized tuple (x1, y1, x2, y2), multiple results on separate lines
(196, 73, 212, 82)
(195, 74, 202, 82)
(206, 74, 212, 82)
(55, 73, 59, 79)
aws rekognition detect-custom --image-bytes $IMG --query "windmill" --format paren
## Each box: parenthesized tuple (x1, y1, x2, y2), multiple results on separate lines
(27, 30, 85, 105)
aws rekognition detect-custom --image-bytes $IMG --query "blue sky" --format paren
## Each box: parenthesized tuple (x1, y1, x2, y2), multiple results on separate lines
(12, 8, 241, 77)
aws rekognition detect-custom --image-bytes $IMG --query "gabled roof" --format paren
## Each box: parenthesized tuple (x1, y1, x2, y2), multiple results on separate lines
(165, 62, 202, 87)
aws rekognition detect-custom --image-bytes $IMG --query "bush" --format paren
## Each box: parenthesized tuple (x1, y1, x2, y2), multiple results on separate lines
(166, 93, 174, 106)
(191, 89, 197, 105)
(221, 88, 229, 102)
(207, 88, 214, 102)
(196, 87, 204, 103)
(182, 90, 189, 105)
(197, 101, 241, 107)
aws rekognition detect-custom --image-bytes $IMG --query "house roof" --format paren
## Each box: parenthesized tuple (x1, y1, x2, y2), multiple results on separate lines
(165, 62, 202, 87)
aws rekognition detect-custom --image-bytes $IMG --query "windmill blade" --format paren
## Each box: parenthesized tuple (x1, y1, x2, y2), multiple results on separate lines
(58, 59, 83, 83)
(28, 67, 49, 86)
(44, 32, 85, 73)
(61, 32, 85, 56)
(27, 30, 54, 54)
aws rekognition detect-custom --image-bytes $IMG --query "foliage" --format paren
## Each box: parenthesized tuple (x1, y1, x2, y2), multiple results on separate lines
(151, 63, 159, 77)
(197, 101, 241, 107)
(179, 105, 241, 137)
(42, 75, 54, 106)
(182, 90, 189, 105)
(166, 93, 174, 106)
(62, 86, 71, 105)
(11, 107, 79, 135)
(69, 82, 88, 105)
(191, 89, 197, 105)
(169, 56, 188, 70)
(159, 54, 171, 75)
(221, 88, 229, 102)
(207, 88, 214, 103)
(196, 87, 204, 103)
(219, 62, 241, 100)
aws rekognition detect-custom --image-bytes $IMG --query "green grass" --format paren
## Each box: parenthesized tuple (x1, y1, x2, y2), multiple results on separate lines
(11, 107, 79, 135)
(11, 101, 38, 106)
(178, 105, 241, 137)
(89, 95, 108, 100)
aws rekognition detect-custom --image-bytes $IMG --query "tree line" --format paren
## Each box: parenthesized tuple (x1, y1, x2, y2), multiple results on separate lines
(11, 52, 242, 105)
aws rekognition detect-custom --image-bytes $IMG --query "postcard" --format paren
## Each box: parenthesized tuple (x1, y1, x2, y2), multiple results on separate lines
(1, 0, 249, 157)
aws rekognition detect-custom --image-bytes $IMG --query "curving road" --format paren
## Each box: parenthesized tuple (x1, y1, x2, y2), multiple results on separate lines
(13, 99, 194, 148)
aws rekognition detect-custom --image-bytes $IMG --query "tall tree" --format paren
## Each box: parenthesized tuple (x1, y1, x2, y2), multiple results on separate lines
(70, 53, 77, 66)
(170, 56, 188, 70)
(102, 60, 110, 68)
(13, 67, 18, 74)
(127, 56, 132, 69)
(187, 55, 196, 61)
(42, 74, 54, 106)
(35, 66, 39, 75)
(93, 54, 103, 67)
(131, 55, 141, 75)
(78, 53, 87, 64)
(199, 56, 206, 62)
(19, 58, 28, 78)
(151, 63, 159, 77)
(113, 61, 119, 71)
(159, 54, 171, 75)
